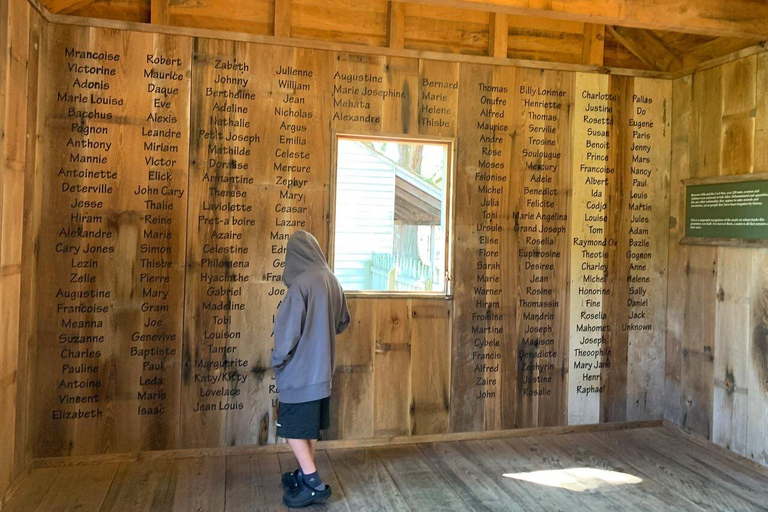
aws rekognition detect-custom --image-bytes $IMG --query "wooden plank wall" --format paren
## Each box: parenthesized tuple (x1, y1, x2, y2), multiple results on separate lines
(666, 51, 768, 467)
(25, 20, 671, 459)
(0, 0, 43, 504)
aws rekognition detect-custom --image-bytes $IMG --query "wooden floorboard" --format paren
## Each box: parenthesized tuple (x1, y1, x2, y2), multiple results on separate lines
(4, 426, 768, 512)
(618, 429, 768, 510)
(325, 448, 412, 511)
(99, 459, 175, 512)
(528, 433, 708, 511)
(225, 453, 285, 512)
(460, 437, 603, 512)
(168, 457, 226, 512)
(373, 444, 469, 511)
(1, 467, 59, 512)
(34, 463, 119, 512)
(417, 440, 529, 511)
(588, 431, 766, 511)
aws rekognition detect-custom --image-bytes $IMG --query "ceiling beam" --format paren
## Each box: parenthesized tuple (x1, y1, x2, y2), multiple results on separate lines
(488, 13, 508, 58)
(582, 23, 605, 66)
(401, 0, 768, 38)
(45, 0, 96, 14)
(387, 1, 406, 49)
(607, 26, 683, 72)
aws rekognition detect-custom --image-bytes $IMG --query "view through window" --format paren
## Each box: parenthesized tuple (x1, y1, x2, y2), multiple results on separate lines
(333, 137, 450, 293)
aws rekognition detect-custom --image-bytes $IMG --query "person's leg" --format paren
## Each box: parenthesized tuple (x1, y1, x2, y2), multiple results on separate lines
(308, 439, 318, 460)
(287, 438, 317, 474)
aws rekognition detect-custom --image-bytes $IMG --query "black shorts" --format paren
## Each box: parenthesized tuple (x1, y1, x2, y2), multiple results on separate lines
(276, 397, 331, 440)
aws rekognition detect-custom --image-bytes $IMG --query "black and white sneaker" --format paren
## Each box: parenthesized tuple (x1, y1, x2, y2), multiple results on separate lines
(281, 469, 301, 492)
(282, 482, 332, 508)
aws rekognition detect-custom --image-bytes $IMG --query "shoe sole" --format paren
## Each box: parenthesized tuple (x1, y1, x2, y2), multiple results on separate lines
(282, 486, 332, 508)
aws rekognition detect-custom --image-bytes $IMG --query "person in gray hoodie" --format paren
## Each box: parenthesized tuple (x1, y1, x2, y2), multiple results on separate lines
(271, 230, 350, 508)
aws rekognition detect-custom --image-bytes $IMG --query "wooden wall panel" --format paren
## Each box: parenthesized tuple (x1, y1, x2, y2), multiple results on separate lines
(25, 19, 671, 459)
(69, 0, 150, 23)
(568, 72, 611, 425)
(451, 63, 516, 432)
(183, 39, 333, 448)
(623, 77, 670, 421)
(15, 0, 44, 486)
(32, 24, 192, 457)
(168, 0, 273, 35)
(1, 0, 41, 501)
(599, 75, 633, 423)
(748, 52, 768, 467)
(410, 299, 452, 434)
(749, 249, 768, 466)
(292, 0, 389, 48)
(667, 51, 768, 468)
(373, 299, 412, 437)
(403, 4, 489, 56)
(569, 74, 670, 425)
(329, 297, 453, 439)
(332, 53, 419, 136)
(511, 68, 572, 428)
(328, 299, 375, 439)
(676, 65, 720, 438)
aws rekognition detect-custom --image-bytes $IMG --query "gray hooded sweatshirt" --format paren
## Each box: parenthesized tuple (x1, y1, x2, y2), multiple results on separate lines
(270, 230, 350, 403)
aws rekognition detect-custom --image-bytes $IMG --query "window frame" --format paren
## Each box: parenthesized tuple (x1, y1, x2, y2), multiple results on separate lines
(328, 132, 455, 299)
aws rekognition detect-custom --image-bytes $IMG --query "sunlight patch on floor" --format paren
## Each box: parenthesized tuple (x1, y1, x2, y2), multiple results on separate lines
(503, 467, 643, 492)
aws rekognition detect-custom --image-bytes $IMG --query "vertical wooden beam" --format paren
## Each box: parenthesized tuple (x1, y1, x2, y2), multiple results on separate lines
(488, 12, 508, 58)
(387, 1, 405, 49)
(150, 0, 170, 25)
(274, 0, 292, 38)
(582, 23, 605, 66)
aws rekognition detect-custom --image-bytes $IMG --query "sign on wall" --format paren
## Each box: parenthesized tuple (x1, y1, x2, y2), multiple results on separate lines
(683, 173, 768, 246)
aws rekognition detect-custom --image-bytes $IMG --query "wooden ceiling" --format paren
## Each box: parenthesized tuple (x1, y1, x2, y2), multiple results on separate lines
(38, 0, 766, 74)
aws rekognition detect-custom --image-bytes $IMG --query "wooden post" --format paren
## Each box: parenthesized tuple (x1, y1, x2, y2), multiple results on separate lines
(150, 0, 170, 25)
(582, 23, 605, 66)
(488, 12, 508, 58)
(274, 0, 292, 38)
(387, 1, 405, 49)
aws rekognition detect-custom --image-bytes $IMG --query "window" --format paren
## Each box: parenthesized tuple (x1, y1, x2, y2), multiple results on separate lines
(332, 135, 451, 294)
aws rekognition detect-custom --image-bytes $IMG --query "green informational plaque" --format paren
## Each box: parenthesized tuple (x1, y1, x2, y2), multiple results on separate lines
(685, 177, 768, 244)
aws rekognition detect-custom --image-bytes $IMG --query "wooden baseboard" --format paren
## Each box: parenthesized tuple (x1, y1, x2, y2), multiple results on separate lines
(662, 420, 768, 477)
(31, 419, 663, 469)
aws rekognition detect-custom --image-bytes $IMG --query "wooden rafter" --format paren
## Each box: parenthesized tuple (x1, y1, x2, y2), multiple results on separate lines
(488, 12, 507, 58)
(608, 26, 683, 72)
(582, 23, 605, 66)
(403, 0, 768, 38)
(45, 0, 96, 15)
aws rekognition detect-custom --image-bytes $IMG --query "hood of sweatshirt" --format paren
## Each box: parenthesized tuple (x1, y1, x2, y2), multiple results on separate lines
(283, 230, 329, 288)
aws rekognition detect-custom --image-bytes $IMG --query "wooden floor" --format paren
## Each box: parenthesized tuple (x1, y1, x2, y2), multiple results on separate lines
(4, 426, 768, 511)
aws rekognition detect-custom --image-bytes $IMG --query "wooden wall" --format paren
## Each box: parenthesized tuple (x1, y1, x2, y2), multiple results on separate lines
(26, 19, 671, 458)
(0, 0, 42, 503)
(58, 0, 655, 71)
(667, 51, 768, 467)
